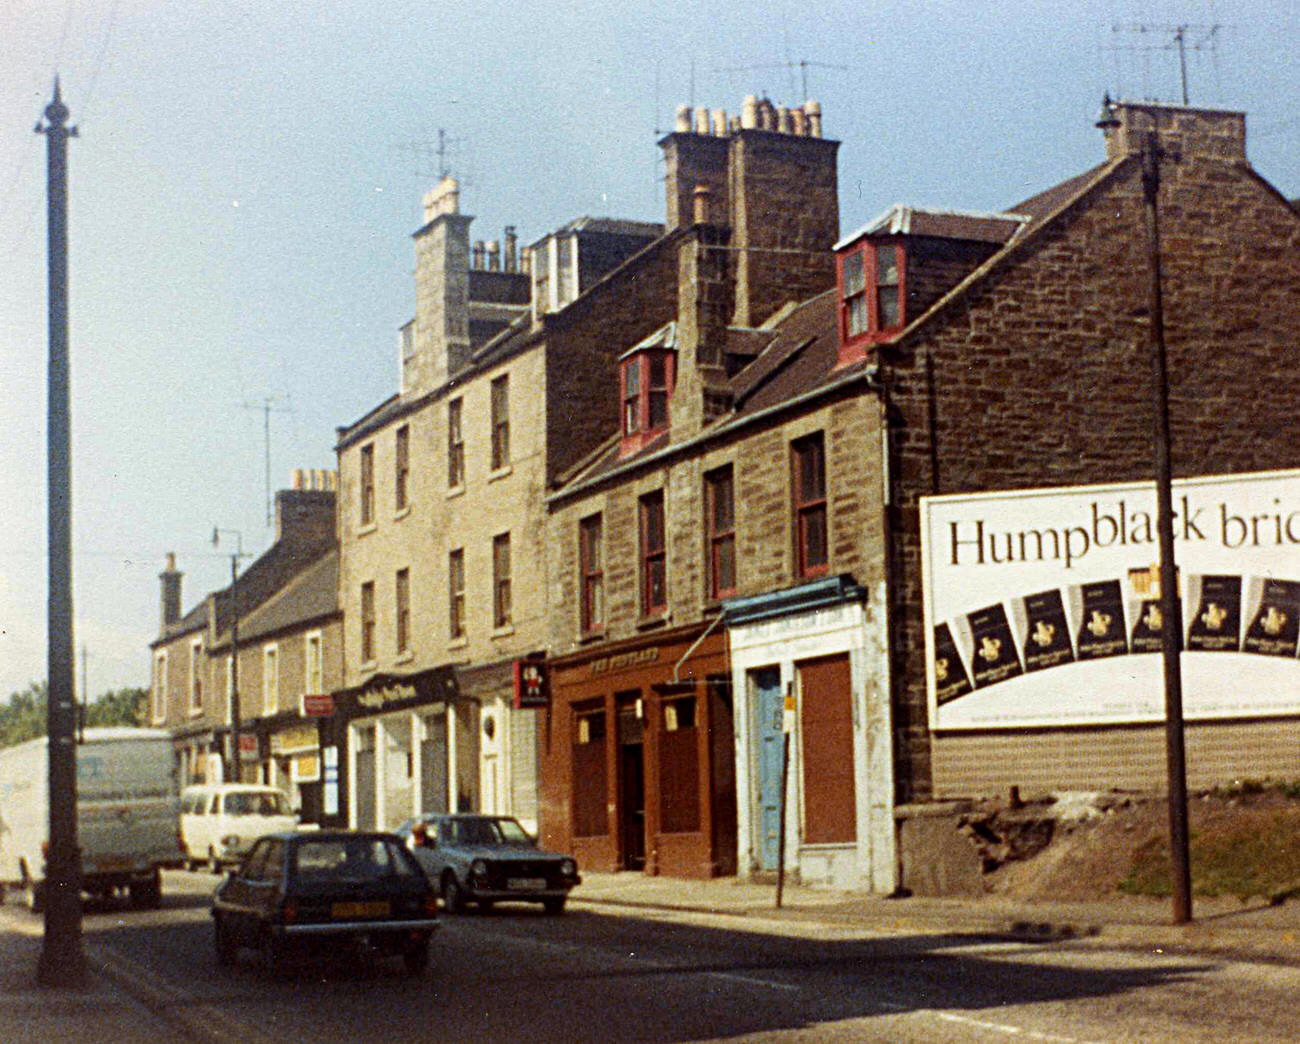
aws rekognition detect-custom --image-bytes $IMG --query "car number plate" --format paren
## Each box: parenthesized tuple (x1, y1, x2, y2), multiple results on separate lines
(507, 878, 547, 891)
(331, 901, 390, 918)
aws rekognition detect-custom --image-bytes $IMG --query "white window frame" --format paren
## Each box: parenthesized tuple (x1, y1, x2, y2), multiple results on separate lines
(262, 643, 280, 717)
(188, 638, 204, 715)
(152, 650, 168, 724)
(304, 629, 324, 695)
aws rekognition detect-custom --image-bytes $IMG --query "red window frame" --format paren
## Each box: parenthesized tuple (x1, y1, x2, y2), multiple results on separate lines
(835, 239, 906, 361)
(705, 465, 736, 600)
(619, 350, 676, 455)
(639, 490, 667, 616)
(792, 434, 828, 578)
(579, 514, 604, 635)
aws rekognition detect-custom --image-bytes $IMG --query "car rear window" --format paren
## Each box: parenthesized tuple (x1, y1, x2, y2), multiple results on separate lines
(292, 838, 420, 882)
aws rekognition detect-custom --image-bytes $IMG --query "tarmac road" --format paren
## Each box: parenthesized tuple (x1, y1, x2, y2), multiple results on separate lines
(5, 869, 1300, 1043)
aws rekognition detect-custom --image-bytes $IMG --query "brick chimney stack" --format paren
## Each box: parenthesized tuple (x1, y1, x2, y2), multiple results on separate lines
(1098, 99, 1246, 163)
(659, 95, 839, 329)
(159, 552, 183, 629)
(409, 175, 473, 394)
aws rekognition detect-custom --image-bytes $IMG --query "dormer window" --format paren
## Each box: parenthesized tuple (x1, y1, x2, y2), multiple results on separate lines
(618, 347, 675, 456)
(835, 238, 907, 364)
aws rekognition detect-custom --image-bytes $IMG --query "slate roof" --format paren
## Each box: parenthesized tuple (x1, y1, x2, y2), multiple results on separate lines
(239, 548, 339, 644)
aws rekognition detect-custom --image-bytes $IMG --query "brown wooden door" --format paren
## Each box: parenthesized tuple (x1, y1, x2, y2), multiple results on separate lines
(797, 654, 856, 845)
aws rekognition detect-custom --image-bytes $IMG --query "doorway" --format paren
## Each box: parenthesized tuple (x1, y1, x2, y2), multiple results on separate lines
(617, 695, 645, 871)
(751, 667, 784, 872)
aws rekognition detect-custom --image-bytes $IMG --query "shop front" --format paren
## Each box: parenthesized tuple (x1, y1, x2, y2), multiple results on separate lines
(327, 666, 475, 831)
(724, 575, 896, 894)
(540, 623, 736, 879)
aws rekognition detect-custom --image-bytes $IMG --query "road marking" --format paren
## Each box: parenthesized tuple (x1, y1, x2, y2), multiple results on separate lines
(930, 1010, 1107, 1043)
(706, 970, 801, 992)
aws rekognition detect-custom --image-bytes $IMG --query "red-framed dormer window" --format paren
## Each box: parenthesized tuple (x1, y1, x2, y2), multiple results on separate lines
(619, 349, 676, 456)
(836, 238, 906, 366)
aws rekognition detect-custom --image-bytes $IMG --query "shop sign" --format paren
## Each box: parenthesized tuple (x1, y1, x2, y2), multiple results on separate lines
(588, 646, 659, 676)
(513, 656, 549, 709)
(270, 724, 318, 755)
(238, 732, 259, 760)
(922, 469, 1300, 730)
(338, 667, 458, 718)
(301, 692, 334, 717)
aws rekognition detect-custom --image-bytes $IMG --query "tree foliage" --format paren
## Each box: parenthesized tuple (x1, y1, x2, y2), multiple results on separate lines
(0, 683, 149, 749)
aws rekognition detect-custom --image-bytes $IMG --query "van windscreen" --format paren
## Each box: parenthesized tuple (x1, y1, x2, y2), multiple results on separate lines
(224, 791, 290, 816)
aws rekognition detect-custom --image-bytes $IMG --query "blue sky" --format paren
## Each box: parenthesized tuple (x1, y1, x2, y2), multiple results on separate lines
(2, 0, 1296, 699)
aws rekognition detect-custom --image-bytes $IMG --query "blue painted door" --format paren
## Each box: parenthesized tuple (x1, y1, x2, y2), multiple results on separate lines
(752, 667, 784, 871)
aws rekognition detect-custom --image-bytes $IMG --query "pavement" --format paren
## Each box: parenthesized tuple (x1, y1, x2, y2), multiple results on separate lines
(2, 873, 1300, 1043)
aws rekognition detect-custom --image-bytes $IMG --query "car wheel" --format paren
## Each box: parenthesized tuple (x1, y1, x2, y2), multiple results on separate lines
(214, 914, 237, 967)
(542, 896, 566, 915)
(402, 940, 430, 974)
(477, 899, 494, 913)
(207, 849, 222, 875)
(442, 873, 467, 914)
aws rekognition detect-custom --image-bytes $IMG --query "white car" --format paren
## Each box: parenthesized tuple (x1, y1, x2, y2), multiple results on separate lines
(179, 784, 298, 872)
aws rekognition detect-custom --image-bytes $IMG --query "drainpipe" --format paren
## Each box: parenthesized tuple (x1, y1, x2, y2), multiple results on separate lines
(672, 611, 726, 683)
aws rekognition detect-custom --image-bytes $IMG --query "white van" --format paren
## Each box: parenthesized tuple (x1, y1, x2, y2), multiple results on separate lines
(179, 783, 298, 871)
(0, 727, 180, 910)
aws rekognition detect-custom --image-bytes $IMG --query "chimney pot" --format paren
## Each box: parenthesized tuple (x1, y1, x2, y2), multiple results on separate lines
(711, 109, 728, 136)
(487, 240, 501, 271)
(676, 104, 693, 133)
(692, 184, 713, 224)
(473, 241, 486, 269)
(777, 106, 792, 134)
(505, 226, 518, 272)
(695, 107, 711, 135)
(791, 107, 807, 136)
(805, 100, 822, 138)
(741, 95, 759, 129)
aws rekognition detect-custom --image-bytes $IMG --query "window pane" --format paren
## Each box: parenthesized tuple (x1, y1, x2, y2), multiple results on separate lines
(648, 390, 668, 430)
(878, 287, 901, 328)
(842, 250, 865, 296)
(847, 294, 868, 337)
(803, 505, 828, 569)
(876, 245, 898, 286)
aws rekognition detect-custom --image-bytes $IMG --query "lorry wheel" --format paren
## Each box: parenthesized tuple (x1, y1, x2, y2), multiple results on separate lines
(129, 870, 162, 909)
(207, 849, 222, 875)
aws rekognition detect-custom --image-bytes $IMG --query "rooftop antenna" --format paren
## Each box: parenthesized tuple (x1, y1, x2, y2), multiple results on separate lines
(238, 396, 293, 527)
(395, 128, 458, 180)
(716, 58, 848, 102)
(1108, 22, 1223, 105)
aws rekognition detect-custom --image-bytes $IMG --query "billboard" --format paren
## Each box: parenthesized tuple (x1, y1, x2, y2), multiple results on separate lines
(921, 469, 1300, 730)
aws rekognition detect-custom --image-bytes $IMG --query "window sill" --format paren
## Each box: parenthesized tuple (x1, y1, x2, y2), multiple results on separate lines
(356, 521, 378, 538)
(359, 660, 378, 675)
(488, 464, 513, 482)
(393, 505, 412, 522)
(636, 613, 668, 631)
(447, 636, 468, 651)
(394, 650, 414, 666)
(491, 624, 516, 639)
(446, 484, 465, 500)
(187, 705, 204, 718)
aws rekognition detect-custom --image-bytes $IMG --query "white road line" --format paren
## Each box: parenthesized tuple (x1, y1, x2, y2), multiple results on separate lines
(930, 1010, 1107, 1044)
(706, 970, 801, 992)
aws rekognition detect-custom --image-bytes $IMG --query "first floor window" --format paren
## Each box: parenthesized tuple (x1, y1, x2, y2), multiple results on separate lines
(360, 581, 376, 662)
(640, 490, 667, 615)
(395, 567, 411, 654)
(580, 514, 604, 633)
(792, 433, 828, 577)
(262, 645, 279, 716)
(493, 533, 512, 628)
(189, 638, 204, 713)
(449, 549, 465, 639)
(705, 465, 736, 599)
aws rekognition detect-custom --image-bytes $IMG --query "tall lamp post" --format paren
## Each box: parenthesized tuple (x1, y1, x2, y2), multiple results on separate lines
(36, 78, 87, 988)
(213, 528, 244, 783)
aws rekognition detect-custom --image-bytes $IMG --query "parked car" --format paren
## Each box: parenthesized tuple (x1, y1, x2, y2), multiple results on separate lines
(180, 783, 298, 872)
(211, 830, 438, 976)
(394, 813, 581, 914)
